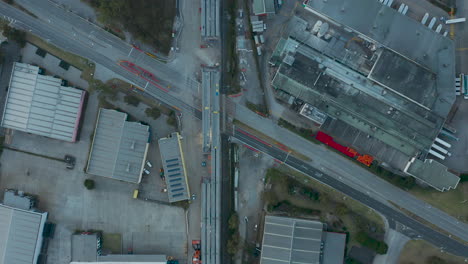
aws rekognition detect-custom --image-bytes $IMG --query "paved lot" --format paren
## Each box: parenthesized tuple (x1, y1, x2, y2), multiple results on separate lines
(234, 144, 273, 264)
(22, 42, 90, 89)
(0, 92, 187, 262)
(0, 41, 21, 129)
(442, 98, 468, 172)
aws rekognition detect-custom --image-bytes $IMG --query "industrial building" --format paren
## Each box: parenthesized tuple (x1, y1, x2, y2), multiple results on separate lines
(86, 108, 150, 184)
(253, 0, 276, 16)
(158, 132, 190, 203)
(71, 233, 168, 264)
(269, 0, 459, 191)
(1, 62, 86, 142)
(0, 190, 48, 264)
(260, 215, 346, 264)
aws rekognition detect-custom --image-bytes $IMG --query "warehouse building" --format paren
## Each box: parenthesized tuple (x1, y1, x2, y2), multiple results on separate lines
(71, 233, 168, 264)
(253, 0, 276, 16)
(0, 194, 48, 264)
(159, 132, 190, 203)
(269, 0, 459, 191)
(260, 215, 346, 264)
(1, 62, 86, 142)
(86, 109, 150, 184)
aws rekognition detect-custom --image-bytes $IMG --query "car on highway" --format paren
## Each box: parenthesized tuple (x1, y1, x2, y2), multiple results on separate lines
(146, 161, 152, 168)
(143, 168, 150, 175)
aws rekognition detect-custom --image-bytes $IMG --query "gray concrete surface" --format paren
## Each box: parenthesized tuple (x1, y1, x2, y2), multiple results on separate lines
(374, 229, 411, 264)
(48, 0, 97, 23)
(442, 98, 468, 172)
(235, 146, 273, 264)
(21, 42, 89, 89)
(0, 92, 187, 263)
(0, 41, 21, 129)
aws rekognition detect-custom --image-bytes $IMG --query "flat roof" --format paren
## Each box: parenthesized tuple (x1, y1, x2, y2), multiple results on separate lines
(3, 190, 34, 210)
(0, 204, 48, 264)
(158, 132, 190, 203)
(272, 44, 443, 157)
(322, 232, 346, 264)
(404, 158, 460, 191)
(253, 0, 275, 15)
(86, 109, 150, 184)
(260, 215, 323, 264)
(1, 62, 86, 142)
(304, 0, 455, 118)
(201, 0, 220, 38)
(97, 255, 167, 263)
(71, 234, 98, 262)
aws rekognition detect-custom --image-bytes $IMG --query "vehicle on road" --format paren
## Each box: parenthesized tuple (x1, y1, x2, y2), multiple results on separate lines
(192, 240, 201, 264)
(146, 161, 153, 168)
(201, 161, 207, 167)
(191, 193, 197, 200)
(143, 168, 150, 175)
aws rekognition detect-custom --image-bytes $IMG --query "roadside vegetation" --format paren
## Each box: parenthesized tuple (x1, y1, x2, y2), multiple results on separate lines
(246, 101, 268, 117)
(2, 23, 26, 47)
(398, 240, 466, 264)
(225, 0, 240, 95)
(226, 213, 240, 256)
(264, 167, 387, 255)
(84, 0, 176, 54)
(84, 179, 95, 190)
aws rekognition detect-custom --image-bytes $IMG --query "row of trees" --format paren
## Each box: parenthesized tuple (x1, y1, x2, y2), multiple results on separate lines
(85, 0, 175, 54)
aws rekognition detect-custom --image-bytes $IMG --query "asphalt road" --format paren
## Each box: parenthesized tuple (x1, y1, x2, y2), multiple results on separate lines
(232, 128, 468, 258)
(2, 0, 468, 258)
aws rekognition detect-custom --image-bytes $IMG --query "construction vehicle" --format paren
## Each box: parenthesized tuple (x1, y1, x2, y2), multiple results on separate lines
(192, 240, 201, 264)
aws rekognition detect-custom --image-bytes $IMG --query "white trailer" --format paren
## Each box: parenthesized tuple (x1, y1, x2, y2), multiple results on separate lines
(435, 137, 451, 148)
(428, 17, 436, 29)
(402, 5, 409, 15)
(445, 18, 466, 24)
(387, 0, 393, 6)
(398, 4, 405, 13)
(259, 34, 265, 43)
(383, 0, 389, 5)
(257, 46, 262, 56)
(429, 149, 446, 160)
(431, 144, 448, 154)
(254, 35, 259, 45)
(421, 13, 429, 25)
(436, 24, 443, 33)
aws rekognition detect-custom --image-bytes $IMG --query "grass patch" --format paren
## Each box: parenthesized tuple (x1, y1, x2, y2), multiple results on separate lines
(398, 240, 466, 264)
(145, 107, 161, 120)
(166, 110, 177, 127)
(227, 213, 240, 256)
(407, 183, 468, 224)
(102, 233, 122, 254)
(123, 94, 140, 107)
(246, 101, 268, 116)
(25, 34, 95, 83)
(264, 166, 385, 250)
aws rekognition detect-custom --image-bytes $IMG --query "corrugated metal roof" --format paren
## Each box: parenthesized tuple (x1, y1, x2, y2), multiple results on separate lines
(87, 109, 150, 184)
(1, 62, 85, 142)
(322, 232, 346, 264)
(159, 132, 190, 203)
(253, 0, 275, 15)
(0, 204, 48, 264)
(260, 215, 323, 264)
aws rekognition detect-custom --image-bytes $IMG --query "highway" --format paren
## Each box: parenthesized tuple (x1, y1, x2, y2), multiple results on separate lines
(232, 128, 468, 257)
(2, 0, 468, 258)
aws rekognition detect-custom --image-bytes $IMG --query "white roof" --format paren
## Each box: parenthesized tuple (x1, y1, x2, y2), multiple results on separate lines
(0, 204, 48, 264)
(1, 62, 85, 142)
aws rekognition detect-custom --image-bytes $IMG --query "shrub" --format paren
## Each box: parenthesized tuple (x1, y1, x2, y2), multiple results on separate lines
(124, 95, 140, 106)
(167, 110, 177, 126)
(355, 232, 388, 254)
(84, 179, 95, 190)
(145, 107, 161, 120)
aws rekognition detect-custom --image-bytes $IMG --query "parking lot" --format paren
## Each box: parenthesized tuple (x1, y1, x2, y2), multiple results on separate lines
(0, 91, 188, 263)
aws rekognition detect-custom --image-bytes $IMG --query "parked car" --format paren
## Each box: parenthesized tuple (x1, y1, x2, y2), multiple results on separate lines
(146, 161, 153, 168)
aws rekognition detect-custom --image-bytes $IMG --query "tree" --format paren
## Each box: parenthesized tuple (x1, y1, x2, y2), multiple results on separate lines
(144, 107, 161, 120)
(90, 79, 117, 100)
(2, 24, 26, 47)
(84, 179, 95, 190)
(166, 110, 177, 126)
(124, 95, 140, 106)
(228, 213, 239, 231)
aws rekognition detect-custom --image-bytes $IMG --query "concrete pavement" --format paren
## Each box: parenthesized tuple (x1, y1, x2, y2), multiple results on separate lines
(3, 0, 468, 257)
